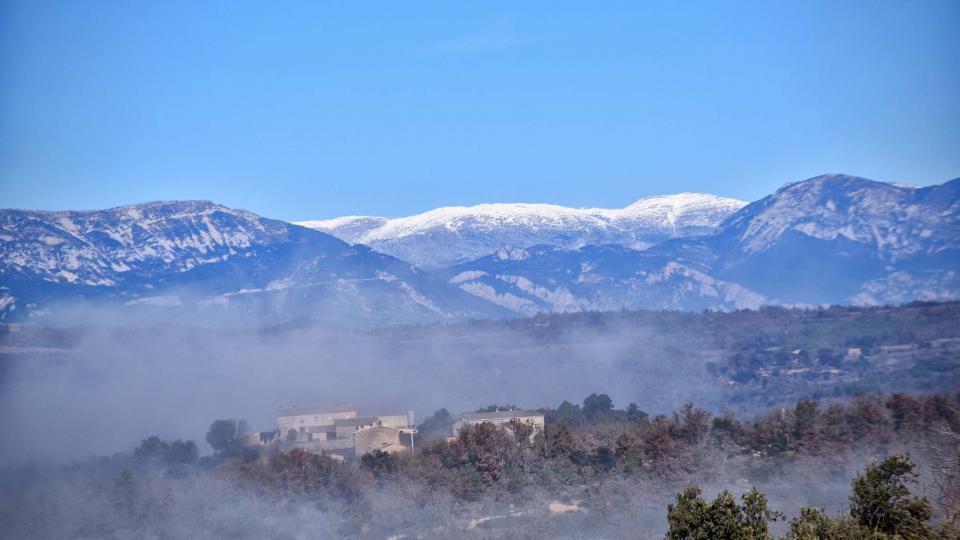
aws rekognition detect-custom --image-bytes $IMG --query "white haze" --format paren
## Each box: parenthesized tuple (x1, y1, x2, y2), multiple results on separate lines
(0, 302, 951, 538)
(0, 302, 716, 464)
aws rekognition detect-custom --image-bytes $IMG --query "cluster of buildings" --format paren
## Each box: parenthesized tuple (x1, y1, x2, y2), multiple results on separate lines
(243, 403, 545, 461)
(244, 404, 417, 461)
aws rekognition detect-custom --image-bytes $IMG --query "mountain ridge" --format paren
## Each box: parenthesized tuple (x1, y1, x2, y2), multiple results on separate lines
(443, 174, 960, 314)
(2, 174, 957, 322)
(0, 201, 509, 322)
(297, 192, 747, 269)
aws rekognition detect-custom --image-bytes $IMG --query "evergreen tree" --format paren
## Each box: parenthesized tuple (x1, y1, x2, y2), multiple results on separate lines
(666, 486, 780, 539)
(849, 454, 932, 538)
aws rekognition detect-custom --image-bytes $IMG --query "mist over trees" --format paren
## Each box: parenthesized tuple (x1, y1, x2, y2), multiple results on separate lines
(1, 302, 958, 537)
(1, 390, 957, 539)
(2, 301, 957, 465)
(667, 455, 940, 539)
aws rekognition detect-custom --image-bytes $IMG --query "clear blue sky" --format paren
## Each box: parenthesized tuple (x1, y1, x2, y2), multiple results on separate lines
(1, 1, 958, 220)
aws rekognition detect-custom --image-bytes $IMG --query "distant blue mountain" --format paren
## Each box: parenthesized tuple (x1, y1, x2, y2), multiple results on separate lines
(440, 243, 764, 314)
(443, 175, 960, 313)
(0, 201, 509, 322)
(705, 174, 960, 305)
(2, 175, 957, 322)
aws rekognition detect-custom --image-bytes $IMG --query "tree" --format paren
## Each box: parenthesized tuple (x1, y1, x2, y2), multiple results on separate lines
(793, 399, 819, 449)
(505, 418, 534, 443)
(476, 404, 517, 413)
(614, 433, 644, 473)
(626, 402, 649, 423)
(849, 454, 932, 538)
(263, 449, 348, 496)
(673, 402, 711, 445)
(666, 486, 780, 539)
(785, 507, 861, 540)
(592, 446, 616, 473)
(134, 436, 198, 465)
(166, 440, 199, 464)
(206, 419, 238, 455)
(786, 454, 936, 539)
(583, 393, 613, 421)
(886, 393, 922, 432)
(555, 400, 584, 424)
(544, 422, 577, 459)
(926, 405, 960, 536)
(712, 411, 743, 443)
(134, 436, 169, 463)
(361, 450, 398, 478)
(416, 408, 453, 442)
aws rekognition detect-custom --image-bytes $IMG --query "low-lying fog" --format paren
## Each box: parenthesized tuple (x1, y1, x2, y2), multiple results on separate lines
(0, 307, 713, 464)
(1, 305, 955, 539)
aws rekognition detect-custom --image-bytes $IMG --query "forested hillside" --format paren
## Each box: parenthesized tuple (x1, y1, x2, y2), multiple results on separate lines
(2, 391, 957, 538)
(376, 301, 960, 408)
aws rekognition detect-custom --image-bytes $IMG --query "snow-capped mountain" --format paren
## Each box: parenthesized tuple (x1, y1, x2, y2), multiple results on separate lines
(0, 201, 509, 322)
(2, 175, 955, 322)
(297, 193, 746, 269)
(444, 175, 960, 313)
(1, 201, 290, 287)
(719, 174, 959, 260)
(706, 174, 960, 305)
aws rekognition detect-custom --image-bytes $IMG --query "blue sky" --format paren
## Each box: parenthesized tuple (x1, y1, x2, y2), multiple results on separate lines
(1, 1, 958, 221)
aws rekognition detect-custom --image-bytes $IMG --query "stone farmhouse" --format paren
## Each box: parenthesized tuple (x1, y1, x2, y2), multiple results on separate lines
(245, 404, 416, 461)
(453, 410, 545, 439)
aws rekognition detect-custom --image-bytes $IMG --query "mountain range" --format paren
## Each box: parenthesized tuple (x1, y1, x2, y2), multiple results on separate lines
(0, 201, 508, 323)
(441, 175, 959, 314)
(296, 193, 746, 269)
(1, 174, 957, 322)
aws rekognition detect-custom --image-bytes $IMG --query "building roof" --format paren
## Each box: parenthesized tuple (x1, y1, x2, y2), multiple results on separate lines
(356, 425, 401, 435)
(277, 403, 356, 417)
(460, 410, 543, 421)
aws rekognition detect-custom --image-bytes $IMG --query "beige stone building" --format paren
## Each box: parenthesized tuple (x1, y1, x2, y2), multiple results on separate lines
(276, 403, 357, 439)
(354, 426, 412, 456)
(453, 410, 545, 438)
(261, 404, 416, 459)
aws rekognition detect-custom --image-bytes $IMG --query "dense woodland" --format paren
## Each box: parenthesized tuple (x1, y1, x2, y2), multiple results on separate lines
(2, 390, 958, 538)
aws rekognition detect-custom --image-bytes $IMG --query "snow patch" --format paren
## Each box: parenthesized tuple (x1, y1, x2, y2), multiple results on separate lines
(449, 270, 488, 284)
(496, 247, 529, 261)
(459, 282, 540, 315)
(124, 295, 182, 307)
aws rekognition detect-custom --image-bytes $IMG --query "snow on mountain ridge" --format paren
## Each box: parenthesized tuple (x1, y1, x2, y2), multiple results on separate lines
(1, 200, 291, 287)
(296, 192, 746, 268)
(3, 174, 956, 321)
(437, 175, 960, 314)
(1, 201, 513, 322)
(301, 193, 744, 240)
(720, 174, 960, 260)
